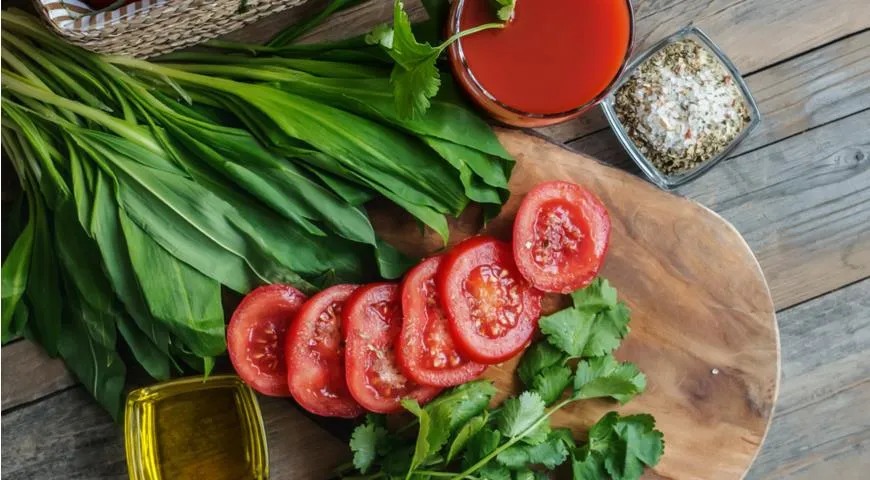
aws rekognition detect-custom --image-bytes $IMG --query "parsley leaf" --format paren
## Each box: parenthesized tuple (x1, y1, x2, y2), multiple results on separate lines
(498, 391, 548, 439)
(367, 0, 503, 118)
(573, 355, 647, 403)
(447, 412, 488, 462)
(350, 420, 388, 474)
(490, 0, 517, 21)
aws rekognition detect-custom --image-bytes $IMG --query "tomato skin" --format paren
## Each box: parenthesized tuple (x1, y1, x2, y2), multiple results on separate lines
(343, 283, 441, 413)
(513, 181, 611, 293)
(438, 237, 543, 364)
(228, 284, 307, 397)
(397, 256, 487, 387)
(285, 284, 364, 418)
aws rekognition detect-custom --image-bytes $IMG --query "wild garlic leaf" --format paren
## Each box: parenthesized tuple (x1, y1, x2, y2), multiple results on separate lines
(350, 421, 388, 474)
(499, 391, 548, 439)
(573, 355, 646, 404)
(490, 0, 517, 21)
(1, 211, 33, 338)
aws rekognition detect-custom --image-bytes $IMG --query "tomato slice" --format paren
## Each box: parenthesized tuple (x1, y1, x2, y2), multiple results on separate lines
(513, 181, 611, 293)
(227, 284, 307, 396)
(438, 237, 543, 364)
(286, 284, 364, 418)
(397, 256, 487, 387)
(343, 283, 441, 413)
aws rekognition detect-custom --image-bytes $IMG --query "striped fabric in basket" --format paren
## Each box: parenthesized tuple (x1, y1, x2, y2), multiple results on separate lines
(39, 0, 168, 30)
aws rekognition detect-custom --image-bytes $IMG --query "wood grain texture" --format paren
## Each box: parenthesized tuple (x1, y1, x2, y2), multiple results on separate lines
(746, 279, 870, 479)
(540, 0, 870, 143)
(678, 110, 870, 310)
(1, 340, 75, 410)
(370, 128, 780, 480)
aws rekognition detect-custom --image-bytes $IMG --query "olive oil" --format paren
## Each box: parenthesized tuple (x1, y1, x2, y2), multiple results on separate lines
(125, 376, 268, 480)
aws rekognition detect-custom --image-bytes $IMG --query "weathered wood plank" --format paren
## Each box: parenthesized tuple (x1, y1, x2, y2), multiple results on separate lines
(746, 279, 870, 479)
(555, 26, 870, 149)
(1, 340, 75, 411)
(540, 0, 870, 143)
(0, 387, 350, 479)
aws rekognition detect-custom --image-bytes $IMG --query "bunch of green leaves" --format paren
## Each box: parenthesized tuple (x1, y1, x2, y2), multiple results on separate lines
(343, 278, 663, 480)
(365, 0, 504, 119)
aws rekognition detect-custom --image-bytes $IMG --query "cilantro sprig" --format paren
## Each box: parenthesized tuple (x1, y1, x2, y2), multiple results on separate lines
(366, 0, 505, 119)
(343, 278, 664, 480)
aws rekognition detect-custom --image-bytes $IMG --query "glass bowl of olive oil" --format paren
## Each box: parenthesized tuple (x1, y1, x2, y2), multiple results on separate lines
(125, 375, 268, 480)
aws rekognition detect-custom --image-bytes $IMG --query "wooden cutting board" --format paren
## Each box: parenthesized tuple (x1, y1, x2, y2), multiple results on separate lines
(367, 128, 780, 480)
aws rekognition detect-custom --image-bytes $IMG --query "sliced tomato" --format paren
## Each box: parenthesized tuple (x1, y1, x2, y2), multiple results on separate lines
(438, 237, 543, 364)
(513, 181, 611, 293)
(286, 284, 364, 418)
(343, 283, 441, 413)
(227, 284, 307, 396)
(397, 256, 487, 387)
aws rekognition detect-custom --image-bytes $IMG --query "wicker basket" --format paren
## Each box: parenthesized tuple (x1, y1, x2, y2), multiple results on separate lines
(33, 0, 310, 58)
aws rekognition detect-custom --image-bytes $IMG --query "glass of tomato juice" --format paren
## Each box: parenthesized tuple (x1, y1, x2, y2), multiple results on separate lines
(448, 0, 634, 128)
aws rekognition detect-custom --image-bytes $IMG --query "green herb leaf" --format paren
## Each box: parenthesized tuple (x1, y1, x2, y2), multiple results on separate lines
(479, 463, 512, 480)
(499, 391, 548, 439)
(425, 379, 498, 432)
(1, 210, 33, 340)
(490, 0, 517, 21)
(447, 412, 488, 462)
(350, 421, 388, 474)
(517, 341, 568, 387)
(576, 412, 665, 480)
(539, 307, 595, 359)
(462, 426, 502, 470)
(402, 398, 444, 478)
(531, 365, 574, 406)
(573, 355, 646, 403)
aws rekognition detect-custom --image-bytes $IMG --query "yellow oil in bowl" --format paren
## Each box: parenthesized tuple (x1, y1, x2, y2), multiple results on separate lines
(125, 375, 268, 480)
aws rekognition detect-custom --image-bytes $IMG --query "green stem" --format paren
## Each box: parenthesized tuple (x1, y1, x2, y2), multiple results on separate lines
(436, 22, 504, 54)
(2, 74, 161, 154)
(103, 55, 251, 94)
(416, 471, 480, 479)
(450, 399, 573, 480)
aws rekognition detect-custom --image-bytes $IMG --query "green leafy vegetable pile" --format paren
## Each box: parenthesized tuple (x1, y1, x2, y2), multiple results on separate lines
(0, 4, 513, 418)
(343, 278, 664, 479)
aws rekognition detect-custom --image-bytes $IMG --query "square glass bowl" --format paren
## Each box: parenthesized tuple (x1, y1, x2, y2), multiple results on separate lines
(601, 26, 761, 189)
(125, 375, 268, 480)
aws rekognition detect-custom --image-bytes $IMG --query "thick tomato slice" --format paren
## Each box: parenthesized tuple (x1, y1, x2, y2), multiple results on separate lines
(438, 237, 543, 364)
(513, 181, 611, 293)
(286, 284, 364, 418)
(397, 256, 487, 387)
(228, 284, 307, 396)
(343, 283, 441, 413)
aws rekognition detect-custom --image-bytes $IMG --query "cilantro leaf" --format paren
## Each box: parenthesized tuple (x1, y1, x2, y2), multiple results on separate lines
(350, 421, 388, 474)
(462, 426, 502, 469)
(578, 412, 665, 480)
(518, 338, 569, 387)
(539, 307, 596, 358)
(489, 0, 517, 21)
(540, 278, 631, 358)
(426, 379, 497, 432)
(479, 463, 512, 480)
(447, 412, 488, 462)
(402, 398, 451, 478)
(573, 355, 647, 403)
(496, 429, 570, 470)
(368, 0, 503, 118)
(515, 469, 550, 480)
(498, 391, 548, 439)
(531, 364, 573, 406)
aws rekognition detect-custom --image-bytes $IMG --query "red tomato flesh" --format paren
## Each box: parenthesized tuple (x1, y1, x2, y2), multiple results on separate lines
(227, 284, 307, 397)
(438, 237, 543, 364)
(513, 181, 611, 293)
(397, 256, 487, 387)
(343, 283, 441, 413)
(286, 284, 364, 418)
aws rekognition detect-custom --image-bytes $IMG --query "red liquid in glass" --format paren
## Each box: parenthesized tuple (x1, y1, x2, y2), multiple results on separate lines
(458, 0, 631, 115)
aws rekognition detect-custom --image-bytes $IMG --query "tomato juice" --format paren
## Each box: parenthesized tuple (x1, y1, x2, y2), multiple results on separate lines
(450, 0, 633, 126)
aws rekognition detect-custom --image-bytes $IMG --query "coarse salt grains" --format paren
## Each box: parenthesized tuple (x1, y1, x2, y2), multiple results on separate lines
(614, 38, 751, 175)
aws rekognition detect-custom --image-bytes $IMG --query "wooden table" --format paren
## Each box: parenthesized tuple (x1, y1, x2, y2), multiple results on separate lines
(2, 0, 869, 478)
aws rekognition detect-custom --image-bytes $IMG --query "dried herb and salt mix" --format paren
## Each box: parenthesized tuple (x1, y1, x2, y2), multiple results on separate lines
(614, 38, 751, 175)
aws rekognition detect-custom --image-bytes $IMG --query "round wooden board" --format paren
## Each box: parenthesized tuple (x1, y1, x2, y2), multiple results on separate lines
(369, 128, 780, 480)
